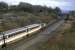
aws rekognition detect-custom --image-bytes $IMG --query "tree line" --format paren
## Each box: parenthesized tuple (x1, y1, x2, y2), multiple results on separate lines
(0, 2, 61, 15)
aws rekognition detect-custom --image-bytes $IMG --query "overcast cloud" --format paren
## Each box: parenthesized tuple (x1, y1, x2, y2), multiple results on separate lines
(0, 0, 75, 11)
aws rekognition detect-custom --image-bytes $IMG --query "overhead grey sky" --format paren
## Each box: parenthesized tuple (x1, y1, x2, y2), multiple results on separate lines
(0, 0, 75, 11)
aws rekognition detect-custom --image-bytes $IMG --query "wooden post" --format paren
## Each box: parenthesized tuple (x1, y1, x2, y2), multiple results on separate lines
(1, 32, 6, 48)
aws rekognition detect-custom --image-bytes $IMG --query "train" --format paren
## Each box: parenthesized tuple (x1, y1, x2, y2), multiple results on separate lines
(0, 23, 46, 46)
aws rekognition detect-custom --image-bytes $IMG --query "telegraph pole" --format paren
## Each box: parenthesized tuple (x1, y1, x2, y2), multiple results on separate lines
(1, 32, 6, 48)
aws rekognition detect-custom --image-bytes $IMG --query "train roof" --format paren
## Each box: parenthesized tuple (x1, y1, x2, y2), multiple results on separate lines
(26, 24, 40, 28)
(0, 24, 40, 36)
